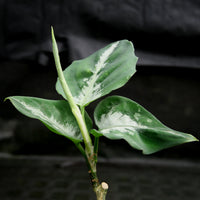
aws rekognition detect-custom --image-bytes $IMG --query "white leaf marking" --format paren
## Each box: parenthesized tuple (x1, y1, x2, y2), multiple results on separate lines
(97, 111, 138, 130)
(74, 41, 119, 105)
(134, 113, 141, 121)
(147, 119, 152, 123)
(16, 99, 79, 137)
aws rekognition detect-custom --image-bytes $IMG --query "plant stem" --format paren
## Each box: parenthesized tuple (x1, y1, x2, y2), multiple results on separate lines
(52, 27, 108, 200)
(75, 142, 86, 158)
(76, 142, 108, 200)
(94, 136, 99, 163)
(51, 27, 93, 156)
(96, 182, 109, 200)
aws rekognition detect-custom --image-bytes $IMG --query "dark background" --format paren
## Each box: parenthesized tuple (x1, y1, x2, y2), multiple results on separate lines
(0, 0, 200, 160)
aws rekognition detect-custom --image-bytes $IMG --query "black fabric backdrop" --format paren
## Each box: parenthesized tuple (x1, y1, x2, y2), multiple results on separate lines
(1, 0, 200, 68)
(0, 0, 200, 157)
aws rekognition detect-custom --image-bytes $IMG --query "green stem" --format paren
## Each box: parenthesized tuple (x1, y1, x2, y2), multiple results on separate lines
(80, 106, 85, 118)
(94, 136, 99, 163)
(75, 142, 86, 158)
(52, 27, 108, 200)
(77, 142, 108, 200)
(51, 27, 93, 156)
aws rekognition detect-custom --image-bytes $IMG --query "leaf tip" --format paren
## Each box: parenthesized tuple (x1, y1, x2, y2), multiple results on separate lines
(51, 25, 54, 33)
(3, 97, 11, 103)
(188, 135, 199, 142)
(182, 131, 199, 143)
(51, 26, 55, 41)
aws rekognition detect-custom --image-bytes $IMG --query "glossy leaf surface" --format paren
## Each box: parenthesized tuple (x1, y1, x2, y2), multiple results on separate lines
(92, 96, 198, 154)
(56, 40, 138, 106)
(7, 96, 92, 143)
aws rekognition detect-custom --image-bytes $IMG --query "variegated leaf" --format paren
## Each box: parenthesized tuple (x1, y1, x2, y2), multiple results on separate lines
(56, 40, 138, 106)
(92, 96, 198, 154)
(6, 96, 92, 143)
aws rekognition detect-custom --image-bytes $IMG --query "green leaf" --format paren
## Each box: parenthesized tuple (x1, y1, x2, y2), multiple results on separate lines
(92, 96, 198, 154)
(6, 96, 92, 143)
(56, 40, 138, 106)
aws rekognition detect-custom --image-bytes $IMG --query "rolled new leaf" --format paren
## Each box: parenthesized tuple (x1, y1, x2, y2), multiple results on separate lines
(92, 96, 198, 154)
(56, 40, 138, 106)
(6, 96, 92, 143)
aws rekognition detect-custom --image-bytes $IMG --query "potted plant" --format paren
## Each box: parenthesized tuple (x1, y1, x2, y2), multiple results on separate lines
(5, 27, 198, 200)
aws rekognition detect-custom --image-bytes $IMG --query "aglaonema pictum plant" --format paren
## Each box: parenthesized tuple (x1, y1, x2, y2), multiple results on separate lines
(6, 27, 198, 200)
